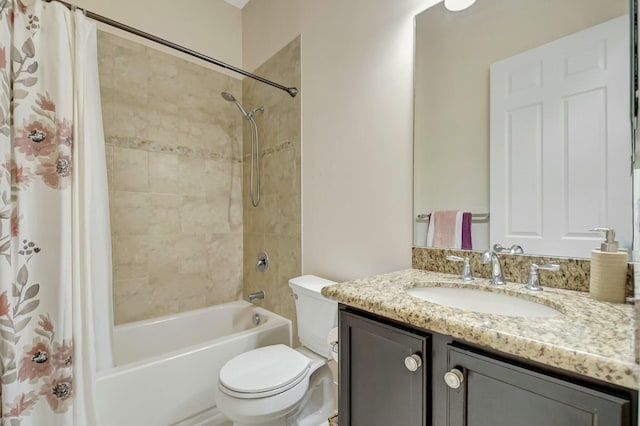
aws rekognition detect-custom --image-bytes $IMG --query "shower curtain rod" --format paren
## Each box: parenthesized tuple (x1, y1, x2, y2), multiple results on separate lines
(45, 0, 299, 98)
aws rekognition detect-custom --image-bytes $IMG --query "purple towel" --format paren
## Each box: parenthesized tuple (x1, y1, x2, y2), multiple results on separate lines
(461, 212, 473, 250)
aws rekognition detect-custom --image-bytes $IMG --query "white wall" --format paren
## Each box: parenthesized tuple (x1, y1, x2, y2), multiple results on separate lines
(242, 0, 300, 72)
(76, 0, 243, 75)
(243, 0, 433, 282)
(300, 0, 435, 281)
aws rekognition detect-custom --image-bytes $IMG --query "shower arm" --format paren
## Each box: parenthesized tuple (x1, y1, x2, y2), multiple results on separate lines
(45, 0, 298, 98)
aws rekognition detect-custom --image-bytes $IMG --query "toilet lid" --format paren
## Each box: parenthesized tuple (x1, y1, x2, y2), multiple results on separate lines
(219, 345, 310, 395)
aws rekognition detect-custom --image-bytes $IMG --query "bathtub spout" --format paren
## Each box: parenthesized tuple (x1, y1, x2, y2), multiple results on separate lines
(247, 290, 266, 303)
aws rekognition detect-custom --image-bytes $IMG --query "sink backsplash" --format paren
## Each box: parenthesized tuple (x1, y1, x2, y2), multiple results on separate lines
(412, 247, 634, 297)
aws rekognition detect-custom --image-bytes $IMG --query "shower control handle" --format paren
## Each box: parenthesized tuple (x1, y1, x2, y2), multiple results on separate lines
(256, 252, 269, 272)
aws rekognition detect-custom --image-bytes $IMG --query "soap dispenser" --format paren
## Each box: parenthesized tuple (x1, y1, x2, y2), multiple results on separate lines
(589, 228, 628, 303)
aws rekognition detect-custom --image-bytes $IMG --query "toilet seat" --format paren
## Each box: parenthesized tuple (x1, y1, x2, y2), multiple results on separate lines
(219, 344, 311, 399)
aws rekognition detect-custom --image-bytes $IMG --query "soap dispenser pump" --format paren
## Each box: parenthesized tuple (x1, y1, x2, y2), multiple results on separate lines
(594, 227, 619, 251)
(589, 227, 627, 303)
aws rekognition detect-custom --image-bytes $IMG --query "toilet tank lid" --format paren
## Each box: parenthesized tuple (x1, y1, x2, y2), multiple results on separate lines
(288, 275, 336, 294)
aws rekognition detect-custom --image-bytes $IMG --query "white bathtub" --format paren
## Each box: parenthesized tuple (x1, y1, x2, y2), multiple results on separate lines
(96, 301, 292, 426)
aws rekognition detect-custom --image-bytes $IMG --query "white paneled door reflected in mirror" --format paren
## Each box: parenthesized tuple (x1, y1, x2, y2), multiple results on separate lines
(413, 0, 633, 258)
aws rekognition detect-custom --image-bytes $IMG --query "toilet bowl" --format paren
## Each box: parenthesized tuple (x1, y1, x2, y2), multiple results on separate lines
(214, 276, 337, 426)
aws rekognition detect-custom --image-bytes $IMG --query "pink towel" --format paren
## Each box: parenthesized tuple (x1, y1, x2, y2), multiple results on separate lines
(432, 211, 458, 248)
(426, 211, 473, 250)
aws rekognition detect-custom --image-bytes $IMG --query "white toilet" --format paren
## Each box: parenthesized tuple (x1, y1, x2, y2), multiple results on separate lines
(214, 275, 338, 426)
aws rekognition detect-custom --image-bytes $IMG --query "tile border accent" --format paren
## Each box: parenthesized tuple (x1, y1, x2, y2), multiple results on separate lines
(106, 136, 242, 162)
(242, 139, 297, 162)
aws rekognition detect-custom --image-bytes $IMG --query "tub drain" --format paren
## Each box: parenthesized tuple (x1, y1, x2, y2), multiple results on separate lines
(252, 314, 261, 326)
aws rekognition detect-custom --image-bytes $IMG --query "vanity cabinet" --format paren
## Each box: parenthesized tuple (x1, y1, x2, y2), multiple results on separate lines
(339, 309, 430, 426)
(447, 346, 630, 426)
(338, 306, 636, 426)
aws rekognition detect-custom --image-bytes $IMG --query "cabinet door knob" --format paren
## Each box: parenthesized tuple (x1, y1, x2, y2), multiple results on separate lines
(404, 354, 422, 372)
(444, 368, 464, 389)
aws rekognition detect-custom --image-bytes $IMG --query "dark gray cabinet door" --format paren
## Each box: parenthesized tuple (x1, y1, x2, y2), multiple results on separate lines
(447, 346, 631, 426)
(339, 310, 429, 426)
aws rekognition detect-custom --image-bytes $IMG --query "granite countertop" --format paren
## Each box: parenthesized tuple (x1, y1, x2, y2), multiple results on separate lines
(321, 269, 639, 389)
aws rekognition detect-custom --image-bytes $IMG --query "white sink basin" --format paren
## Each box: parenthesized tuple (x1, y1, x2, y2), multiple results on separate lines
(406, 287, 562, 318)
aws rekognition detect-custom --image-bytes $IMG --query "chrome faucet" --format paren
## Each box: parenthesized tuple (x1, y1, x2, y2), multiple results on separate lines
(247, 290, 266, 303)
(481, 249, 506, 285)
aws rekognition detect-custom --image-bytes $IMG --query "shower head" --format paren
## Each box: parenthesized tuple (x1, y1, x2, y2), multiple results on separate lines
(221, 92, 264, 120)
(221, 91, 237, 102)
(221, 91, 249, 119)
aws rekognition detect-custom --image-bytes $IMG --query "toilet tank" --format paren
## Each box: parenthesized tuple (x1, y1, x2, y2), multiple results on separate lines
(289, 275, 337, 358)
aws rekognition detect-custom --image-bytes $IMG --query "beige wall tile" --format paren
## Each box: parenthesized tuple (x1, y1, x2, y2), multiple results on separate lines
(228, 162, 244, 233)
(105, 144, 114, 189)
(178, 295, 212, 313)
(100, 89, 149, 140)
(99, 32, 246, 323)
(110, 191, 151, 235)
(206, 233, 244, 302)
(273, 233, 302, 282)
(114, 288, 180, 324)
(294, 154, 301, 195)
(147, 53, 180, 115)
(145, 107, 191, 148)
(97, 31, 149, 100)
(261, 148, 297, 197)
(263, 194, 300, 236)
(204, 159, 232, 200)
(113, 147, 149, 192)
(148, 194, 182, 235)
(112, 235, 149, 280)
(149, 152, 179, 194)
(113, 279, 160, 325)
(243, 37, 301, 335)
(175, 235, 209, 274)
(180, 195, 227, 234)
(178, 157, 206, 196)
(151, 271, 211, 301)
(146, 234, 181, 278)
(112, 277, 149, 301)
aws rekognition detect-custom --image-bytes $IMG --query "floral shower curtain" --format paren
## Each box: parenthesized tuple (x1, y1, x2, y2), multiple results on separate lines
(0, 0, 113, 425)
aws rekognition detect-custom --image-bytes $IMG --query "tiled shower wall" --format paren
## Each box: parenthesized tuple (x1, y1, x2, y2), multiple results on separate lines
(242, 37, 302, 340)
(98, 32, 244, 324)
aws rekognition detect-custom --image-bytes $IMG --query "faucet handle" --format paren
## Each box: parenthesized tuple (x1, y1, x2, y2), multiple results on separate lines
(509, 245, 524, 254)
(525, 263, 560, 291)
(446, 255, 474, 281)
(493, 243, 524, 254)
(533, 263, 560, 272)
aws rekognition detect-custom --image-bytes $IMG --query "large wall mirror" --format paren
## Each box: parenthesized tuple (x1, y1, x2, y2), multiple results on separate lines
(413, 0, 633, 258)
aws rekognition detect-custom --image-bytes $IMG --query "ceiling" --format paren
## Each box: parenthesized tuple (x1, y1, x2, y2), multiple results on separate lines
(224, 0, 250, 9)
